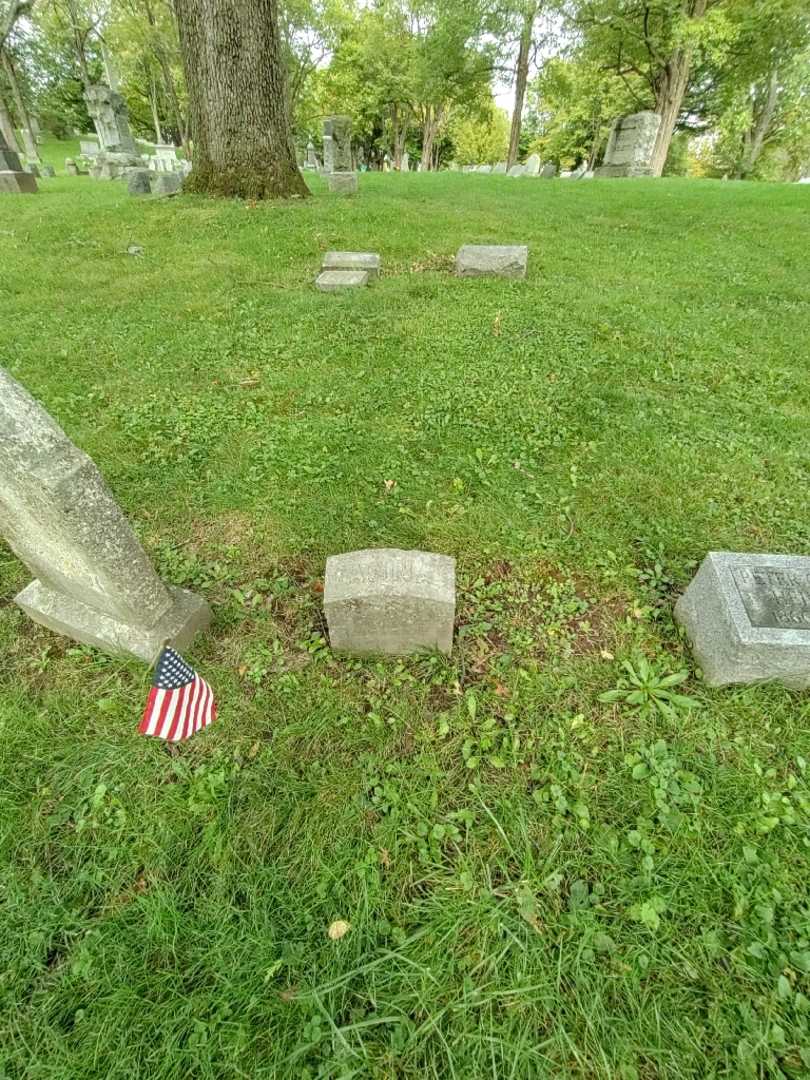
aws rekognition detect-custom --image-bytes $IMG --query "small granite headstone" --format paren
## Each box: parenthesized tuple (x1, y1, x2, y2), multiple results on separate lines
(127, 168, 152, 195)
(0, 170, 37, 194)
(39, 163, 55, 177)
(525, 153, 541, 175)
(675, 552, 810, 688)
(507, 164, 525, 177)
(64, 158, 79, 176)
(493, 161, 507, 174)
(540, 163, 557, 178)
(456, 244, 528, 280)
(151, 172, 182, 196)
(0, 368, 211, 661)
(478, 164, 492, 173)
(326, 171, 358, 195)
(315, 270, 369, 291)
(324, 548, 455, 655)
(322, 251, 381, 277)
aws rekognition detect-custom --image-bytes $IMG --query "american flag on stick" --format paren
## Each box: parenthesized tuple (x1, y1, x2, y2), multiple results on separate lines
(139, 646, 217, 741)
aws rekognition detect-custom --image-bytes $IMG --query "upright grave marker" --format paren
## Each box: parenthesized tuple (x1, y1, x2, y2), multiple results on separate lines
(325, 549, 456, 655)
(675, 552, 810, 688)
(0, 369, 210, 661)
(323, 115, 358, 194)
(0, 128, 37, 194)
(596, 111, 661, 177)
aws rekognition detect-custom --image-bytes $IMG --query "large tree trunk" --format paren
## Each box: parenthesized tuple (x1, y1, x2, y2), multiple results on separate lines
(507, 6, 534, 169)
(735, 69, 779, 180)
(420, 104, 442, 171)
(173, 0, 307, 198)
(649, 0, 707, 177)
(1, 48, 39, 161)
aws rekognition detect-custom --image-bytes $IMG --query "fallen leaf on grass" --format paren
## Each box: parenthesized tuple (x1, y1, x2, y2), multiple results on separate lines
(328, 920, 351, 941)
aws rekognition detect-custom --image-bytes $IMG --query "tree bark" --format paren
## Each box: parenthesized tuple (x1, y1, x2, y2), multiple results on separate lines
(420, 104, 442, 170)
(173, 0, 306, 198)
(1, 48, 39, 161)
(149, 73, 163, 143)
(735, 69, 780, 179)
(649, 0, 707, 177)
(507, 6, 535, 169)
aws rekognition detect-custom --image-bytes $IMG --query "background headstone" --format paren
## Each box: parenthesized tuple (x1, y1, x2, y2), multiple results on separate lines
(596, 111, 661, 177)
(325, 548, 455, 655)
(525, 153, 541, 175)
(675, 551, 810, 688)
(323, 116, 352, 172)
(401, 150, 409, 172)
(540, 162, 558, 178)
(127, 168, 152, 195)
(493, 161, 507, 174)
(326, 171, 358, 195)
(507, 163, 525, 177)
(151, 172, 182, 196)
(0, 368, 211, 661)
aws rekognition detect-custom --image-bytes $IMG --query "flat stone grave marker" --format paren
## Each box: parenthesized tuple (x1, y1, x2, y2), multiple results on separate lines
(0, 368, 211, 661)
(675, 551, 810, 688)
(324, 548, 455, 655)
(322, 251, 380, 277)
(315, 269, 369, 291)
(456, 244, 528, 280)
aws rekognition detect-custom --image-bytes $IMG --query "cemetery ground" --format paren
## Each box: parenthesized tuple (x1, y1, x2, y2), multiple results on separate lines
(1, 151, 809, 1080)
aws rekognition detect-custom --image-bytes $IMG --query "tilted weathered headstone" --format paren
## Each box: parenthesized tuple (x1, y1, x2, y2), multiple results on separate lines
(315, 269, 369, 291)
(127, 168, 153, 195)
(525, 153, 541, 175)
(324, 549, 455, 656)
(0, 129, 36, 193)
(322, 251, 381, 277)
(64, 158, 80, 176)
(507, 163, 525, 177)
(323, 115, 357, 194)
(0, 128, 23, 172)
(84, 83, 143, 179)
(456, 244, 528, 280)
(24, 162, 41, 177)
(540, 162, 558, 178)
(151, 172, 183, 197)
(674, 552, 810, 688)
(0, 170, 38, 194)
(0, 368, 211, 661)
(596, 111, 661, 177)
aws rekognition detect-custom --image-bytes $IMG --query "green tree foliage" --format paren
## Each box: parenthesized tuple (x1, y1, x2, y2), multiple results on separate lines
(448, 101, 509, 163)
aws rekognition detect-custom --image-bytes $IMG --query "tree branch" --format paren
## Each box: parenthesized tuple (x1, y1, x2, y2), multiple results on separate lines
(0, 0, 33, 50)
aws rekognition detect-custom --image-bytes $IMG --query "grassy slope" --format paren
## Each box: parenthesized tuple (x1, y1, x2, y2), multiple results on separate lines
(1, 160, 810, 1079)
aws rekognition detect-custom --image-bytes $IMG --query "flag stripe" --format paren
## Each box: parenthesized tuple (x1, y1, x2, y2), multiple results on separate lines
(153, 689, 174, 738)
(166, 683, 190, 742)
(181, 678, 202, 741)
(139, 687, 161, 735)
(199, 681, 213, 731)
(158, 683, 183, 740)
(192, 679, 210, 735)
(176, 677, 200, 743)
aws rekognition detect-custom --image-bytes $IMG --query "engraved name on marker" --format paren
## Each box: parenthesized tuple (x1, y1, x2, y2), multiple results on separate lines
(733, 567, 810, 630)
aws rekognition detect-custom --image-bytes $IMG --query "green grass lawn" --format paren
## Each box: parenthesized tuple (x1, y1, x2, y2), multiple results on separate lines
(1, 154, 810, 1079)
